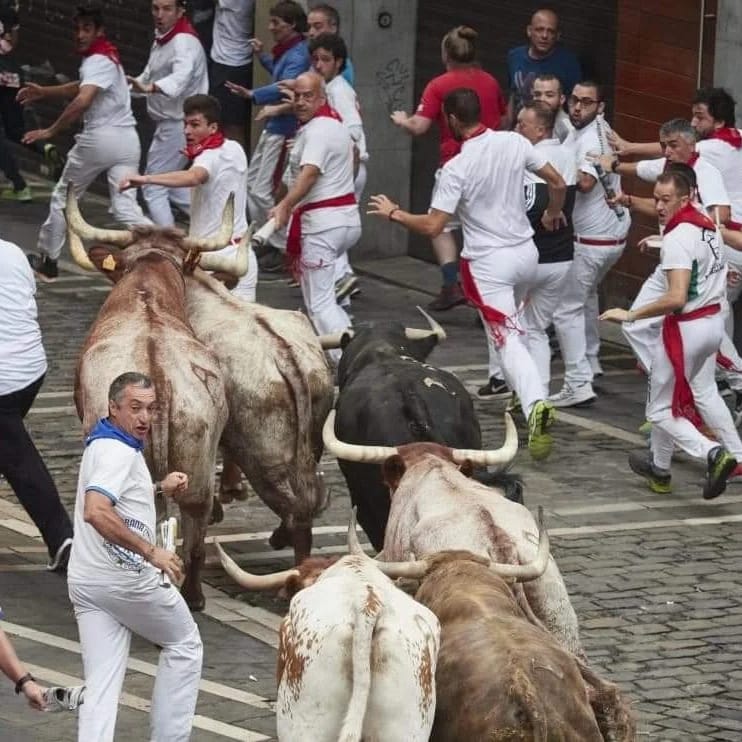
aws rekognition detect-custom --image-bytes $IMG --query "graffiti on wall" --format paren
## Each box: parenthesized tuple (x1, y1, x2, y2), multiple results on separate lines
(376, 57, 410, 113)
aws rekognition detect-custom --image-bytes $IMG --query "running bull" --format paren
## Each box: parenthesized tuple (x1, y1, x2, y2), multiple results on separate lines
(323, 411, 584, 657)
(67, 189, 244, 610)
(320, 315, 518, 551)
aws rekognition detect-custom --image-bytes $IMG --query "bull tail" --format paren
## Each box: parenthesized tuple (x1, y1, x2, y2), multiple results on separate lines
(507, 660, 549, 741)
(338, 585, 384, 742)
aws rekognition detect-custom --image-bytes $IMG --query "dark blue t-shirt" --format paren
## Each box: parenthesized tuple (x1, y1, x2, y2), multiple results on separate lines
(507, 44, 582, 108)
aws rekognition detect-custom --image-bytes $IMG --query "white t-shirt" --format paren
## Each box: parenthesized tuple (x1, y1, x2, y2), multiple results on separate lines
(67, 437, 156, 585)
(285, 115, 360, 233)
(696, 135, 742, 221)
(326, 75, 368, 161)
(190, 140, 248, 239)
(136, 33, 209, 122)
(432, 129, 546, 258)
(524, 137, 577, 187)
(661, 222, 727, 314)
(211, 0, 255, 67)
(566, 118, 628, 238)
(79, 54, 136, 130)
(0, 240, 47, 395)
(636, 156, 730, 211)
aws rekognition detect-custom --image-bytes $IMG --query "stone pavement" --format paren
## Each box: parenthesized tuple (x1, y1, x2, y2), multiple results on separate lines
(1, 179, 742, 740)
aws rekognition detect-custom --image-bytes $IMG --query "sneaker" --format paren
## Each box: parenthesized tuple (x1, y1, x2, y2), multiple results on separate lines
(349, 284, 361, 298)
(43, 685, 85, 712)
(703, 446, 737, 500)
(335, 273, 359, 301)
(547, 382, 596, 408)
(588, 355, 603, 377)
(28, 254, 58, 282)
(476, 376, 510, 400)
(43, 143, 65, 180)
(628, 450, 672, 494)
(0, 185, 32, 202)
(428, 283, 467, 311)
(47, 537, 72, 573)
(527, 399, 555, 461)
(287, 277, 300, 288)
(638, 420, 652, 437)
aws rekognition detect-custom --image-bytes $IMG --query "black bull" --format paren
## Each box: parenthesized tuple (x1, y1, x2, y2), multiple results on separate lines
(334, 323, 522, 551)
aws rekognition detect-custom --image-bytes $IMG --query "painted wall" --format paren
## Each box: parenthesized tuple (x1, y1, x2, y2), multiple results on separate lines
(714, 0, 742, 124)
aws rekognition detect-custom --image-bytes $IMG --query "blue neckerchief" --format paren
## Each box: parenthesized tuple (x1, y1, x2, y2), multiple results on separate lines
(85, 418, 145, 452)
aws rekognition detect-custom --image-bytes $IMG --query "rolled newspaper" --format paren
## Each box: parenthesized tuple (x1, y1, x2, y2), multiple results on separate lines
(593, 113, 625, 220)
(43, 685, 85, 712)
(159, 516, 178, 588)
(252, 218, 277, 247)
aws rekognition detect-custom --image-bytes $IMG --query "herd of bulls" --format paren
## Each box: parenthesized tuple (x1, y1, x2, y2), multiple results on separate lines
(65, 198, 636, 740)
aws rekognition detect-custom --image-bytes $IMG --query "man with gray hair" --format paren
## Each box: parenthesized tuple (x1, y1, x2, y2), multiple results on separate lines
(67, 371, 202, 741)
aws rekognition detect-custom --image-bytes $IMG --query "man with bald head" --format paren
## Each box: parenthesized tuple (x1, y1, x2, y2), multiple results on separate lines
(270, 72, 360, 362)
(507, 8, 581, 123)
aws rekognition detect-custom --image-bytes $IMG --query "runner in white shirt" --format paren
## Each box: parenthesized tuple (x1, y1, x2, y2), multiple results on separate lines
(309, 33, 368, 308)
(19, 6, 151, 282)
(270, 72, 360, 363)
(120, 94, 258, 301)
(550, 81, 631, 407)
(67, 372, 201, 742)
(601, 171, 739, 501)
(368, 87, 567, 461)
(128, 0, 208, 226)
(531, 74, 574, 144)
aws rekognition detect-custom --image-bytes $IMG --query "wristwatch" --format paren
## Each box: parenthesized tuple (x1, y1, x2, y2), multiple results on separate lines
(14, 673, 34, 695)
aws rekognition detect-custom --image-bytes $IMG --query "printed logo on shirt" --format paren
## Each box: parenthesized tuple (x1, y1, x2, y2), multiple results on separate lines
(103, 518, 153, 572)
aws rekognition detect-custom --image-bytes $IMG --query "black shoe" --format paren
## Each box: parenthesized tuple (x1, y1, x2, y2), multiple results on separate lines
(703, 446, 737, 500)
(335, 273, 359, 301)
(428, 283, 467, 311)
(28, 253, 58, 282)
(476, 376, 511, 400)
(628, 450, 671, 494)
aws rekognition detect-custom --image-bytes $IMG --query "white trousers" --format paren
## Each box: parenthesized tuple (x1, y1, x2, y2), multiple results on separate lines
(69, 576, 203, 742)
(552, 240, 625, 387)
(647, 313, 742, 469)
(246, 130, 286, 249)
(301, 225, 361, 362)
(39, 127, 151, 260)
(469, 242, 544, 417)
(334, 162, 367, 283)
(522, 260, 573, 396)
(144, 119, 190, 226)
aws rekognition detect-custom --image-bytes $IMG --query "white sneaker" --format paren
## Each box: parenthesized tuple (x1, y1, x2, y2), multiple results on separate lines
(548, 382, 597, 408)
(588, 356, 604, 376)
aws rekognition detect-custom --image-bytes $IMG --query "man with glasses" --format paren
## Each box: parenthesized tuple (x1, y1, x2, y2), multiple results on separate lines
(549, 81, 630, 408)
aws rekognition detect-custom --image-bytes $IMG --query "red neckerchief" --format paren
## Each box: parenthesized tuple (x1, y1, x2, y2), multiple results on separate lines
(686, 152, 699, 167)
(271, 33, 303, 61)
(663, 202, 716, 235)
(81, 36, 121, 66)
(155, 16, 199, 45)
(708, 126, 742, 149)
(181, 131, 225, 161)
(311, 102, 343, 123)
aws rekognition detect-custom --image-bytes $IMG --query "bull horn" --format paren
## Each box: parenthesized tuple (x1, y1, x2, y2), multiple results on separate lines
(197, 223, 252, 277)
(374, 557, 430, 580)
(450, 413, 519, 469)
(317, 329, 354, 349)
(404, 306, 447, 341)
(214, 539, 300, 591)
(65, 220, 98, 272)
(322, 410, 398, 463)
(487, 506, 550, 582)
(347, 507, 365, 556)
(65, 185, 132, 246)
(182, 193, 235, 252)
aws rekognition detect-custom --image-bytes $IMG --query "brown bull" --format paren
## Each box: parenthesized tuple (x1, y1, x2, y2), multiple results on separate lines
(67, 189, 245, 609)
(415, 554, 636, 742)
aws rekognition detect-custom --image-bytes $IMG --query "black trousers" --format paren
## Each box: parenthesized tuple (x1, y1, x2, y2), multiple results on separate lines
(0, 374, 73, 558)
(0, 86, 46, 189)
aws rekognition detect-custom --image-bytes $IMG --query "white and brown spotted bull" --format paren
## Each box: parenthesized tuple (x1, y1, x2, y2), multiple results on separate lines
(184, 271, 334, 564)
(323, 410, 584, 657)
(66, 188, 245, 610)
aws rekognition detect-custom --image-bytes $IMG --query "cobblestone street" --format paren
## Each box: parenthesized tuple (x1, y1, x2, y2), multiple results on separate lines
(2, 187, 742, 740)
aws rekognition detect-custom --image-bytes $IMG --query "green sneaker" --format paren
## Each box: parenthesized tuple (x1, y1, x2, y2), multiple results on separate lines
(0, 185, 32, 202)
(527, 400, 555, 461)
(638, 420, 652, 437)
(628, 450, 671, 494)
(703, 446, 737, 500)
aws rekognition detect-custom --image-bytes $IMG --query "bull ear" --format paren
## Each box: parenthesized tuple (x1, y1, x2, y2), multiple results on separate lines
(340, 331, 354, 350)
(88, 246, 125, 281)
(382, 454, 406, 491)
(457, 459, 474, 478)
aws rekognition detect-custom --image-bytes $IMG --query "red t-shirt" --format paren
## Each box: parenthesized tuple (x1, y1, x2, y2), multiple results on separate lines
(416, 67, 507, 165)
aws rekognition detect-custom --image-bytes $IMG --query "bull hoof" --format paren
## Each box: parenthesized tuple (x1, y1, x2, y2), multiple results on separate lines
(269, 524, 291, 551)
(219, 485, 245, 504)
(210, 497, 224, 525)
